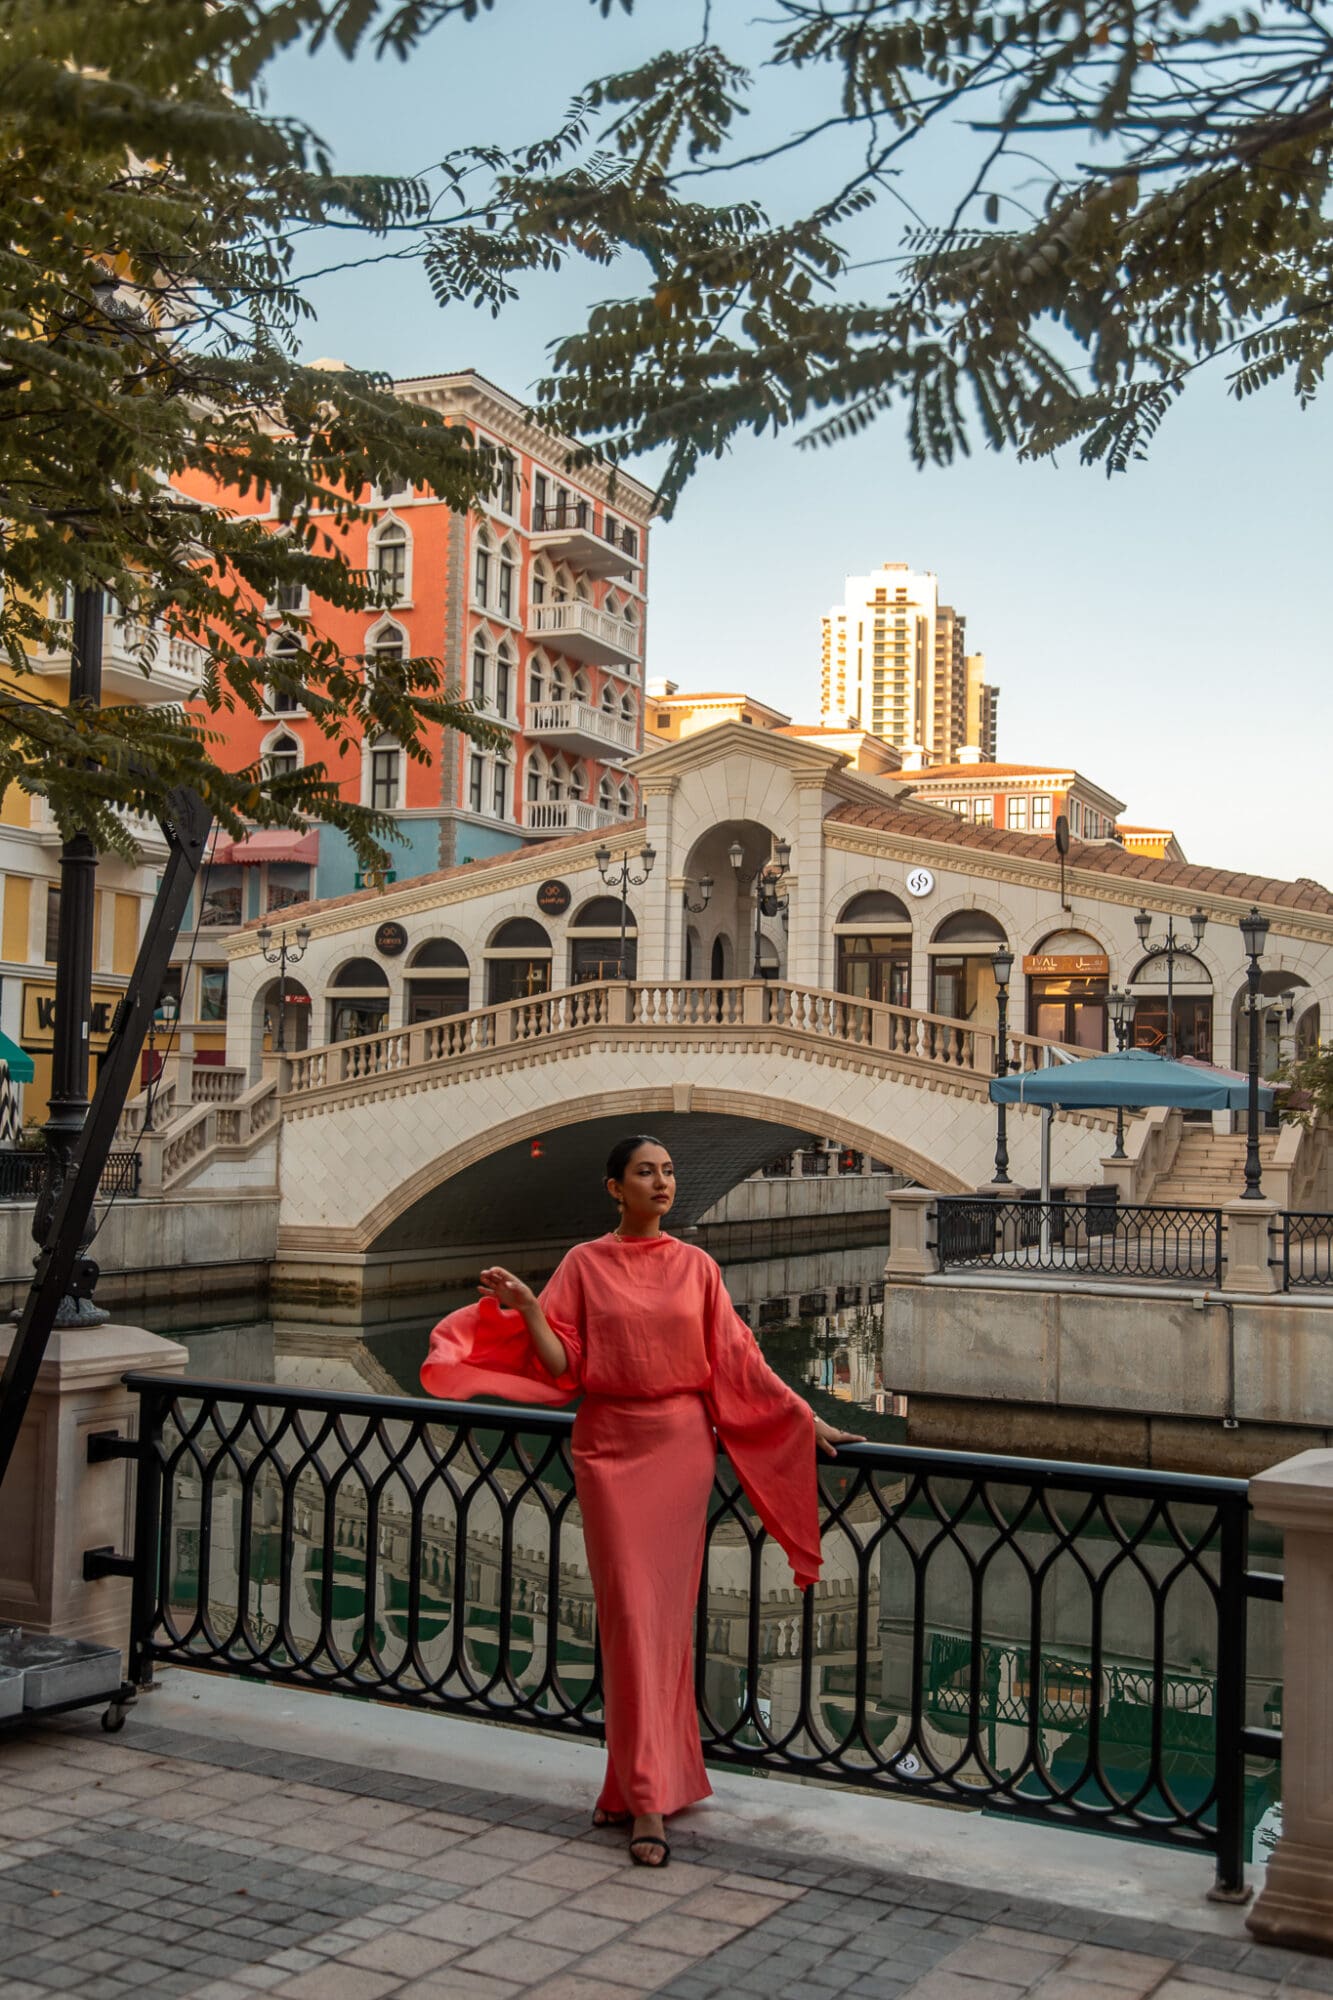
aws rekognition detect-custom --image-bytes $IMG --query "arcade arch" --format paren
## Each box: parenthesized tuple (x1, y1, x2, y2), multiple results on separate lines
(568, 895, 636, 983)
(327, 956, 390, 1043)
(404, 938, 471, 1022)
(834, 890, 912, 1007)
(485, 917, 552, 1005)
(927, 910, 1008, 1031)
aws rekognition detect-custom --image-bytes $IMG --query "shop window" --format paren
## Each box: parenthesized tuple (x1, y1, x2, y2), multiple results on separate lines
(200, 882, 243, 929)
(405, 938, 470, 1023)
(199, 967, 228, 1023)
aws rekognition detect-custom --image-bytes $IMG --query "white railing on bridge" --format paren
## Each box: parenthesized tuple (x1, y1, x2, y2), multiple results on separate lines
(283, 980, 1088, 1102)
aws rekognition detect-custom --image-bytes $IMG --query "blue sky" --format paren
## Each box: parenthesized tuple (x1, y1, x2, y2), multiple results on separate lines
(263, 0, 1332, 885)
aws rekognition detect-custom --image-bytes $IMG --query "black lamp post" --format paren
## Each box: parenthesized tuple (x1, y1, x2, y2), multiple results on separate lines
(991, 947, 1014, 1185)
(595, 839, 655, 978)
(1107, 983, 1132, 1160)
(256, 920, 312, 1052)
(1239, 905, 1270, 1200)
(730, 838, 791, 977)
(1133, 904, 1208, 1058)
(142, 993, 179, 1134)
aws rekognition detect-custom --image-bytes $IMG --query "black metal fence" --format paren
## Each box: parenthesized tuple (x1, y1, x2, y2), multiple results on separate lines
(0, 1148, 141, 1202)
(1278, 1212, 1333, 1290)
(936, 1197, 1224, 1284)
(114, 1371, 1273, 1894)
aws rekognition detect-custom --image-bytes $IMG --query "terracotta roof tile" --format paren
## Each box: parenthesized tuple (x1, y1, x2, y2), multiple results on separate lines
(239, 818, 647, 931)
(903, 762, 1072, 781)
(825, 799, 1333, 916)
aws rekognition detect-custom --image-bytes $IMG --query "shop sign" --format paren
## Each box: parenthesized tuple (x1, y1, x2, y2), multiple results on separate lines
(1023, 953, 1110, 978)
(21, 982, 124, 1052)
(536, 879, 572, 916)
(904, 867, 935, 899)
(375, 920, 408, 958)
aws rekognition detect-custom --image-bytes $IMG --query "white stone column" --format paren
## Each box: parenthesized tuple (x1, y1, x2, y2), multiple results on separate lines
(885, 1188, 939, 1280)
(1223, 1200, 1280, 1294)
(0, 1324, 187, 1649)
(1247, 1448, 1333, 1952)
(640, 781, 680, 980)
(786, 780, 828, 988)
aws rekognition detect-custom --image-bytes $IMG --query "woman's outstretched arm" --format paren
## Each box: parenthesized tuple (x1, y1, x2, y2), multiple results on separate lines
(479, 1266, 570, 1379)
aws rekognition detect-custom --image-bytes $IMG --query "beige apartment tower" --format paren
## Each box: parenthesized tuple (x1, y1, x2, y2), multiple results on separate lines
(820, 562, 999, 763)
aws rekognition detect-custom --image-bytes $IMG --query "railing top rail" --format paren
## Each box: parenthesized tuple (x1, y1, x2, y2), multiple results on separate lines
(119, 1370, 1251, 1498)
(937, 1193, 1227, 1219)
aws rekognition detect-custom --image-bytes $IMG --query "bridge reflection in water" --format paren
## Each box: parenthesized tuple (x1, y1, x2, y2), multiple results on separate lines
(134, 1236, 1281, 1890)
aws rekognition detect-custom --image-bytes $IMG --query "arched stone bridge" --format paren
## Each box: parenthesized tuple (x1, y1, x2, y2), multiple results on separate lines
(267, 980, 1119, 1312)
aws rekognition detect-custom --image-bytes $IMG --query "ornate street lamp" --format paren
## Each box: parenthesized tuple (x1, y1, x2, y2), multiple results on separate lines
(731, 838, 792, 977)
(1238, 905, 1270, 1200)
(990, 947, 1014, 1185)
(141, 993, 179, 1134)
(682, 876, 713, 915)
(1132, 904, 1208, 1059)
(256, 920, 312, 1053)
(595, 841, 655, 979)
(1107, 983, 1133, 1161)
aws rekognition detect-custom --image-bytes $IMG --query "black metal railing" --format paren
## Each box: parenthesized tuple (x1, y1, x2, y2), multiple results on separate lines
(0, 1149, 141, 1201)
(532, 501, 638, 558)
(1278, 1212, 1333, 1290)
(936, 1196, 1224, 1284)
(114, 1371, 1271, 1895)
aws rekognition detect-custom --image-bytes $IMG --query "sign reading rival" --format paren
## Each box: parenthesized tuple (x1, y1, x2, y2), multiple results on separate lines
(374, 920, 408, 958)
(536, 880, 572, 916)
(1022, 953, 1110, 978)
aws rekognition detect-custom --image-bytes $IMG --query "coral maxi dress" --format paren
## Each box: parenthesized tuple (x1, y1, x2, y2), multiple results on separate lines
(421, 1232, 822, 1819)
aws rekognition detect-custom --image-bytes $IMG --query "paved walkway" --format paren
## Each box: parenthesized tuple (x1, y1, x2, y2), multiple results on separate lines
(1, 1699, 1327, 2000)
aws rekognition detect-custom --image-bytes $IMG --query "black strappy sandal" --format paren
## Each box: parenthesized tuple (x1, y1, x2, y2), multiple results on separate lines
(591, 1808, 631, 1829)
(629, 1833, 670, 1868)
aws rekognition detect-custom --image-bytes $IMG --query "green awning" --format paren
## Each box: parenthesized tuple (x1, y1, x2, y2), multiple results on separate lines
(0, 1032, 35, 1083)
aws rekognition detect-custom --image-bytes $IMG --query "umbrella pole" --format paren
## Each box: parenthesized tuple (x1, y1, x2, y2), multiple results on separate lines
(1040, 1106, 1053, 1260)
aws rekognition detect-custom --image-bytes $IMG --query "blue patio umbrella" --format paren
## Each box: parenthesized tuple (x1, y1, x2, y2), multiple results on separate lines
(989, 1051, 1277, 1204)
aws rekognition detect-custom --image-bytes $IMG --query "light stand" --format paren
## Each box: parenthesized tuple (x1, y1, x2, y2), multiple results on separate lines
(1133, 904, 1208, 1059)
(595, 840, 655, 979)
(1108, 984, 1132, 1160)
(1239, 905, 1270, 1200)
(682, 877, 713, 916)
(730, 838, 791, 977)
(142, 994, 179, 1134)
(990, 947, 1014, 1185)
(256, 920, 312, 1053)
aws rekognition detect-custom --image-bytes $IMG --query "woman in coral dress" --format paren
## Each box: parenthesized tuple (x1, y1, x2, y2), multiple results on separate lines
(421, 1134, 861, 1868)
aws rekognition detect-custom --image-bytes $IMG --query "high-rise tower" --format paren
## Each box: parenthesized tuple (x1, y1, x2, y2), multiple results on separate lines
(820, 562, 998, 763)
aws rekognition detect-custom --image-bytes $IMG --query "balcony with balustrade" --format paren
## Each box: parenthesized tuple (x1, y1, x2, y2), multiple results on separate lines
(530, 499, 642, 579)
(527, 599, 641, 669)
(527, 698, 638, 762)
(35, 613, 208, 702)
(524, 797, 620, 834)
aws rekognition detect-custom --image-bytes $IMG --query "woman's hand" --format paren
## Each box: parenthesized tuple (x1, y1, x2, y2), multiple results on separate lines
(814, 1416, 866, 1459)
(479, 1266, 536, 1313)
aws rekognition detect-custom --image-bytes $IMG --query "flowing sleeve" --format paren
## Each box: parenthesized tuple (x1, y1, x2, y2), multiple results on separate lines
(701, 1259, 822, 1590)
(420, 1252, 584, 1407)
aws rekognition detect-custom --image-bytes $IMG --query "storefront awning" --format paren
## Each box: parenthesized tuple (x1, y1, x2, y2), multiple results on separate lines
(0, 1031, 36, 1083)
(212, 829, 320, 867)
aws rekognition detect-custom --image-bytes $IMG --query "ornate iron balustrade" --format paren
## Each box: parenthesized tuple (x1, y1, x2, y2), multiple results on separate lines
(1279, 1212, 1333, 1289)
(0, 1149, 141, 1201)
(115, 1371, 1267, 1896)
(936, 1196, 1224, 1284)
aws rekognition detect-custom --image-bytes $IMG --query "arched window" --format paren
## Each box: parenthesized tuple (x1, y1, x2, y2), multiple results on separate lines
(1130, 947, 1213, 1061)
(553, 565, 573, 604)
(528, 649, 547, 708)
(600, 681, 617, 715)
(569, 897, 636, 983)
(495, 641, 515, 719)
(328, 956, 390, 1042)
(365, 618, 406, 688)
(598, 774, 614, 814)
(497, 537, 517, 621)
(1026, 929, 1110, 1050)
(567, 761, 586, 803)
(617, 780, 633, 819)
(491, 746, 510, 821)
(545, 756, 565, 802)
(570, 669, 590, 706)
(404, 938, 470, 1022)
(928, 910, 1008, 1024)
(531, 557, 552, 608)
(266, 628, 304, 714)
(263, 730, 301, 780)
(485, 918, 552, 1005)
(473, 527, 493, 607)
(550, 661, 568, 702)
(620, 690, 635, 724)
(525, 748, 546, 805)
(470, 632, 490, 710)
(369, 516, 410, 604)
(834, 891, 911, 1007)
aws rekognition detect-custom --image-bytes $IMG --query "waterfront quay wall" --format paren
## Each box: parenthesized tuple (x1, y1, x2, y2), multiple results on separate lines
(885, 1276, 1333, 1474)
(0, 1195, 278, 1317)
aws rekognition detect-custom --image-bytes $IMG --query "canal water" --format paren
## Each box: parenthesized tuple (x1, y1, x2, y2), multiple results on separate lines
(123, 1226, 1280, 1867)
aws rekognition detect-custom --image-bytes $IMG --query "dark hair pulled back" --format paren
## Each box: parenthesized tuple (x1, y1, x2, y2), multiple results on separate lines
(604, 1134, 665, 1183)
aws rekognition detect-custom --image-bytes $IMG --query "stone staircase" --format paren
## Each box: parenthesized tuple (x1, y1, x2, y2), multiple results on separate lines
(1148, 1126, 1280, 1206)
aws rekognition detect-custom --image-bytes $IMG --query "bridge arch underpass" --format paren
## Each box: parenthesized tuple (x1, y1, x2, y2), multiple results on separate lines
(362, 1092, 960, 1260)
